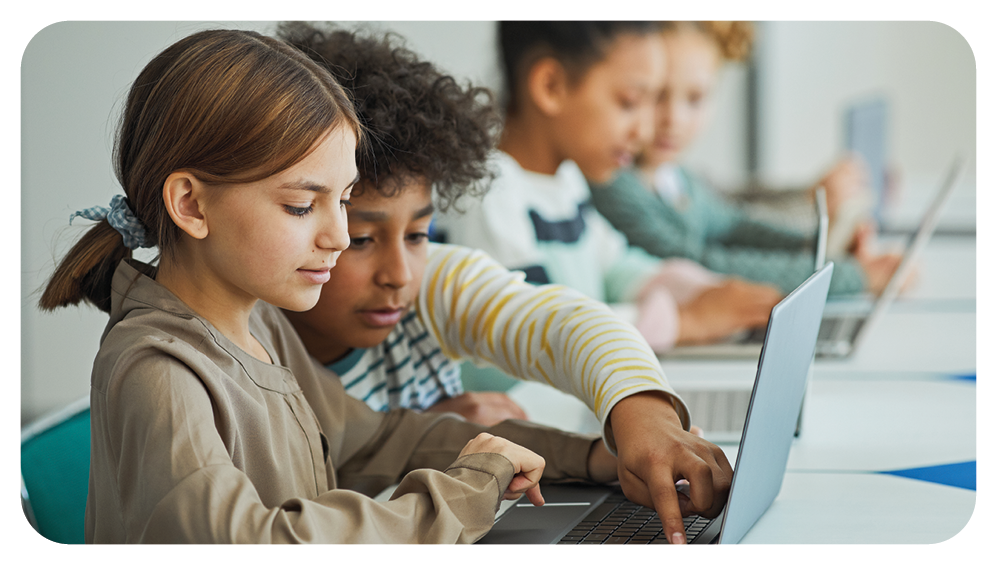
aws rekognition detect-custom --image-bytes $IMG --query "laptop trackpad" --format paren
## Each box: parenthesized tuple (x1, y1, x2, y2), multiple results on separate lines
(477, 484, 611, 544)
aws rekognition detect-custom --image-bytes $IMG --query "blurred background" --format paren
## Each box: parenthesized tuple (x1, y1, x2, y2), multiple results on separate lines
(20, 21, 976, 424)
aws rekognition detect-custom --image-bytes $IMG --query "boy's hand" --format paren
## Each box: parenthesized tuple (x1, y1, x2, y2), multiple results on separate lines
(458, 432, 546, 506)
(428, 392, 529, 426)
(608, 391, 733, 544)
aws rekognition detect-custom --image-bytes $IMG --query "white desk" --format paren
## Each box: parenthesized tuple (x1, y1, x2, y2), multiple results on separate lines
(505, 235, 978, 544)
(898, 234, 976, 302)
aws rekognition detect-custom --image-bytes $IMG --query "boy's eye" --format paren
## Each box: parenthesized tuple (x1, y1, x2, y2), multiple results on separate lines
(407, 232, 429, 244)
(284, 204, 313, 217)
(349, 236, 372, 248)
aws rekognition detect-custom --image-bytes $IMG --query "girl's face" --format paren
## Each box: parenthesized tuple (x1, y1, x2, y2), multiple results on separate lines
(642, 29, 722, 168)
(553, 33, 667, 183)
(196, 126, 357, 314)
(283, 180, 433, 364)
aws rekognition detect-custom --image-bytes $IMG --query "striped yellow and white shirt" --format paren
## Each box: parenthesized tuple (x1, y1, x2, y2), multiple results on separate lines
(329, 243, 689, 445)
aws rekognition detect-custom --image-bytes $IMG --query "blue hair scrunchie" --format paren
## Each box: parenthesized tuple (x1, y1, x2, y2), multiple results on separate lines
(70, 194, 152, 250)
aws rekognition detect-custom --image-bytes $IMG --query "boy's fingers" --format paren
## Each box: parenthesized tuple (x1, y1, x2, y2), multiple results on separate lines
(647, 477, 686, 544)
(683, 464, 717, 517)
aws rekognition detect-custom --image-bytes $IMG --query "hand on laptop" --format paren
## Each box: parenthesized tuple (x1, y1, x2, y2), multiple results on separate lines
(676, 279, 783, 345)
(458, 432, 546, 506)
(851, 223, 914, 294)
(427, 392, 529, 426)
(814, 156, 871, 224)
(607, 391, 733, 544)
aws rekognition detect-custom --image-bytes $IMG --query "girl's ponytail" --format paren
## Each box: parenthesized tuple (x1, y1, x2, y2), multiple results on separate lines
(40, 194, 152, 313)
(39, 220, 131, 313)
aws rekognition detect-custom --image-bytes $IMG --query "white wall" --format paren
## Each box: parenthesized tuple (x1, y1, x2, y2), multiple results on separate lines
(752, 21, 976, 227)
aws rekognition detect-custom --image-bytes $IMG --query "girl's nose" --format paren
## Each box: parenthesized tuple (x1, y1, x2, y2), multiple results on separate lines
(317, 209, 351, 252)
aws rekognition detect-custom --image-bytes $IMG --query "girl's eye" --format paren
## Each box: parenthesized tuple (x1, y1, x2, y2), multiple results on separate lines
(284, 204, 313, 217)
(687, 89, 706, 108)
(341, 199, 353, 210)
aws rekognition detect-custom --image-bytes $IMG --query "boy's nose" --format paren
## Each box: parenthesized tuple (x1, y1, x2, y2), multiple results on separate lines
(377, 246, 414, 288)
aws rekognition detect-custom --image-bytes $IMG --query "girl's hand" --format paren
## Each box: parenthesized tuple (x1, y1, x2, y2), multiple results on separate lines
(587, 440, 619, 484)
(458, 433, 546, 506)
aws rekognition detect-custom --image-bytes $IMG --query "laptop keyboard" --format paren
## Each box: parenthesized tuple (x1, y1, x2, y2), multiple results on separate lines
(556, 491, 713, 544)
(675, 389, 750, 435)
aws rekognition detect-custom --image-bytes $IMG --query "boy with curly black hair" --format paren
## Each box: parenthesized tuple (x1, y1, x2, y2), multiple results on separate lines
(278, 22, 732, 544)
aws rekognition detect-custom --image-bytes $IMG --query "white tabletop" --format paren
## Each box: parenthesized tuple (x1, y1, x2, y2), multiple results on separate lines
(505, 234, 979, 544)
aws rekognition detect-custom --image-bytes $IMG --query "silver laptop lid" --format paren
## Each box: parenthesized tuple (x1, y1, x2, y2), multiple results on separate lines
(814, 187, 829, 271)
(849, 156, 963, 349)
(717, 263, 834, 544)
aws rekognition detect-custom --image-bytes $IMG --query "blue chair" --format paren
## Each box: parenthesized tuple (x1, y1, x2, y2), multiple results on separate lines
(21, 397, 91, 544)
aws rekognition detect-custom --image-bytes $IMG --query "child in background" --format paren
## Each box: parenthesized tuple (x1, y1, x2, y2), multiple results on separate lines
(589, 21, 904, 296)
(38, 29, 625, 543)
(278, 23, 732, 544)
(435, 21, 783, 353)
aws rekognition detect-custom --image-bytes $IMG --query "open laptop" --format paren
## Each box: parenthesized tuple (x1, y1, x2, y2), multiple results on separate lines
(665, 190, 826, 443)
(478, 263, 834, 544)
(665, 157, 961, 361)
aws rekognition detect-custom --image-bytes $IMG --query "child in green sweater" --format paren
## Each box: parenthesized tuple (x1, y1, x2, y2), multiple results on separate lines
(590, 21, 904, 296)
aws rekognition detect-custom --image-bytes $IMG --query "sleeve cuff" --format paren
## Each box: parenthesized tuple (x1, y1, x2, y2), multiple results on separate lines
(445, 452, 516, 503)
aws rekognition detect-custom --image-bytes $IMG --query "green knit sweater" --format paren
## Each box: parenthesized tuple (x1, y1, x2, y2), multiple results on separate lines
(589, 168, 866, 295)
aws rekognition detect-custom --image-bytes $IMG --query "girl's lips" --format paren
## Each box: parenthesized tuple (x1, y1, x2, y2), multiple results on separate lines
(298, 268, 331, 285)
(359, 308, 404, 328)
(652, 137, 681, 153)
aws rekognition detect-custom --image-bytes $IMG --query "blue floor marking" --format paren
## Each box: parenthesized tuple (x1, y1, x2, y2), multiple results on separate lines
(879, 461, 976, 491)
(950, 373, 975, 383)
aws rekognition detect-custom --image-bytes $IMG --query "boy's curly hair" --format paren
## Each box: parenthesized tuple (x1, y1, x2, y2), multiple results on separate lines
(278, 22, 501, 211)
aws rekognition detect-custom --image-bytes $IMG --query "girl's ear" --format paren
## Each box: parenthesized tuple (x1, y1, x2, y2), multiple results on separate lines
(162, 171, 209, 240)
(527, 57, 569, 116)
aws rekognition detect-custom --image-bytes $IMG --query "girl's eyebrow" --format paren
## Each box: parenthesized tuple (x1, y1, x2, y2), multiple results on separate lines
(278, 180, 331, 194)
(279, 173, 360, 194)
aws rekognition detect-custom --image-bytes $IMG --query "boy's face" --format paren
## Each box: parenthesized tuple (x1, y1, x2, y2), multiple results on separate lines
(553, 33, 667, 183)
(284, 180, 433, 365)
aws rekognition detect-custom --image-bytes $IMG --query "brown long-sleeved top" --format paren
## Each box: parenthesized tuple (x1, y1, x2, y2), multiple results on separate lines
(85, 259, 596, 543)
